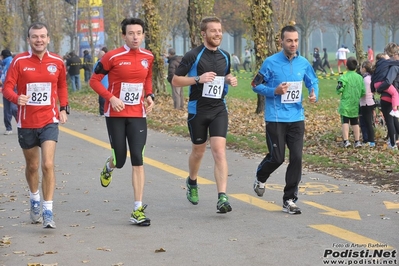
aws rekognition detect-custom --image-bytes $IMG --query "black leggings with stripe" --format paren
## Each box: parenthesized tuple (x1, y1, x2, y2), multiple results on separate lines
(105, 117, 147, 168)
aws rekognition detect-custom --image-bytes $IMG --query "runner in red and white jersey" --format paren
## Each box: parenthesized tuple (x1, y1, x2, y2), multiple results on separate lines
(3, 50, 68, 128)
(89, 17, 155, 226)
(2, 22, 68, 229)
(90, 44, 153, 118)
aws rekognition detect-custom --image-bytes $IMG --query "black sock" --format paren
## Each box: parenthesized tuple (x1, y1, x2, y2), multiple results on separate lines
(188, 177, 197, 186)
(218, 192, 226, 199)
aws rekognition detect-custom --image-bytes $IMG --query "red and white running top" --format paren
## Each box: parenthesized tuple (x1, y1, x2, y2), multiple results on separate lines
(2, 50, 68, 129)
(90, 44, 154, 118)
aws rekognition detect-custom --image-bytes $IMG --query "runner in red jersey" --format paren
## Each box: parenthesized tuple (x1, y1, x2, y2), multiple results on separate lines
(89, 17, 154, 226)
(2, 22, 68, 229)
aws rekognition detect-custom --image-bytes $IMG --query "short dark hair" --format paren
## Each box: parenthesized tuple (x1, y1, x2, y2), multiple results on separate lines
(280, 25, 297, 40)
(346, 56, 358, 71)
(168, 48, 176, 55)
(121, 18, 145, 35)
(27, 22, 49, 37)
(200, 16, 221, 32)
(101, 47, 108, 53)
(361, 60, 373, 74)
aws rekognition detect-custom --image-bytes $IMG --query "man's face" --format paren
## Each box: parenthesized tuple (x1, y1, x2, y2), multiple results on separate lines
(27, 27, 49, 55)
(281, 31, 299, 57)
(123, 24, 144, 50)
(202, 22, 223, 49)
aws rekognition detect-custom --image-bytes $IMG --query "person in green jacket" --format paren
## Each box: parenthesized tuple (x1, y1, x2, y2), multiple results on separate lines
(336, 56, 366, 148)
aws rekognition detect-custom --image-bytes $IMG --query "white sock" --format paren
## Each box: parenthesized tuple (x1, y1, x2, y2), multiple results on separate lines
(43, 201, 53, 211)
(30, 190, 40, 202)
(259, 182, 265, 189)
(134, 201, 142, 211)
(106, 161, 114, 172)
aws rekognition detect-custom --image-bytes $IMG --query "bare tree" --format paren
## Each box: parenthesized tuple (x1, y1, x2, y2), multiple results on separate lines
(362, 0, 386, 51)
(214, 0, 250, 56)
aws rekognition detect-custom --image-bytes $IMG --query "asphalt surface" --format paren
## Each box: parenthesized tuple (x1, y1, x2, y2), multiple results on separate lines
(0, 101, 398, 266)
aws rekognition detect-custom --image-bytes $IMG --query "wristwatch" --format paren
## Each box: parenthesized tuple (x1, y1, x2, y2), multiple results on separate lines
(194, 76, 200, 84)
(146, 93, 155, 101)
(60, 105, 70, 115)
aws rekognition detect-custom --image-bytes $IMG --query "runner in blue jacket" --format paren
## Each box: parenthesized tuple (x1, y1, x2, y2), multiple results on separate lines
(251, 25, 319, 215)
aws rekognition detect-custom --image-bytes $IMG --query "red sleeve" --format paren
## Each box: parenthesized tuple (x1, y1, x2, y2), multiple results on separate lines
(144, 56, 154, 96)
(57, 61, 68, 106)
(89, 53, 114, 101)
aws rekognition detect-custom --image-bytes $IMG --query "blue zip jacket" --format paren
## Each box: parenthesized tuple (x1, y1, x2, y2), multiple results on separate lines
(1, 56, 12, 83)
(253, 50, 319, 122)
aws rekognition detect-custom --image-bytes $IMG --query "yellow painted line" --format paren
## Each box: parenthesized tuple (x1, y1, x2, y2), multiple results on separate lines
(303, 200, 361, 220)
(59, 126, 214, 185)
(229, 194, 281, 211)
(309, 224, 394, 250)
(384, 201, 399, 209)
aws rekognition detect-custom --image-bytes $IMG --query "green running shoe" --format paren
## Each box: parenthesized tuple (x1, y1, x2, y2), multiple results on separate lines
(217, 194, 232, 213)
(100, 157, 113, 187)
(186, 177, 198, 205)
(130, 204, 150, 226)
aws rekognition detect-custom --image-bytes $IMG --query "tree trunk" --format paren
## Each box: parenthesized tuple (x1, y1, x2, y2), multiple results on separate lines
(248, 0, 276, 114)
(143, 0, 166, 94)
(187, 0, 215, 49)
(352, 0, 364, 64)
(28, 0, 39, 23)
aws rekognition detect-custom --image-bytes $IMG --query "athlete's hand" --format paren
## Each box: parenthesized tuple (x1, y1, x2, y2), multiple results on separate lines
(308, 88, 317, 103)
(109, 96, 125, 112)
(59, 110, 68, 124)
(145, 96, 154, 113)
(274, 82, 288, 95)
(200, 72, 217, 83)
(225, 74, 238, 87)
(17, 94, 30, 106)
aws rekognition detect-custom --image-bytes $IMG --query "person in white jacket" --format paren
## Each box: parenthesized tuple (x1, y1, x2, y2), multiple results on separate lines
(336, 45, 350, 74)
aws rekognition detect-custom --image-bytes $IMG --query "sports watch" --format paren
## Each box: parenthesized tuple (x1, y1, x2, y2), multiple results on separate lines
(60, 105, 70, 115)
(194, 76, 200, 84)
(146, 93, 155, 101)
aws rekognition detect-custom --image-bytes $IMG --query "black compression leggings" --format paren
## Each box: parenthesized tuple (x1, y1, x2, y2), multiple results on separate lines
(105, 117, 147, 168)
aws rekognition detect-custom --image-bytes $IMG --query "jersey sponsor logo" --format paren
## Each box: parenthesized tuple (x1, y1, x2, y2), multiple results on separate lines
(141, 59, 149, 69)
(119, 61, 131, 65)
(47, 64, 57, 74)
(23, 67, 36, 71)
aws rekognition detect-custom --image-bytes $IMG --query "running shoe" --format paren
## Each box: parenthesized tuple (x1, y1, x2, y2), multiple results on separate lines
(100, 157, 113, 187)
(282, 199, 302, 215)
(354, 141, 362, 148)
(389, 110, 399, 118)
(42, 210, 56, 229)
(217, 194, 232, 213)
(30, 199, 42, 224)
(130, 204, 150, 226)
(3, 130, 12, 135)
(367, 142, 376, 148)
(388, 143, 398, 150)
(343, 140, 351, 148)
(253, 178, 265, 197)
(186, 177, 198, 205)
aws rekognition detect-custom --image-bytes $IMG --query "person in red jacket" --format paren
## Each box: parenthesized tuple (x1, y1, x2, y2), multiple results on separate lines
(89, 17, 154, 226)
(2, 22, 68, 229)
